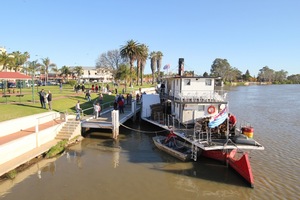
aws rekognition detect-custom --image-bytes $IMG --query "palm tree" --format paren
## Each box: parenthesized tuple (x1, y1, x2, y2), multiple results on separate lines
(41, 57, 56, 85)
(0, 52, 14, 72)
(27, 60, 41, 79)
(51, 66, 60, 79)
(136, 58, 141, 86)
(10, 51, 30, 72)
(73, 66, 84, 83)
(60, 65, 71, 81)
(139, 44, 149, 86)
(120, 39, 140, 87)
(149, 51, 157, 84)
(156, 51, 163, 82)
(27, 60, 41, 102)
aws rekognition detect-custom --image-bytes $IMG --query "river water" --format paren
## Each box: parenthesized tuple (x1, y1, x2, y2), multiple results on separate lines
(0, 85, 299, 200)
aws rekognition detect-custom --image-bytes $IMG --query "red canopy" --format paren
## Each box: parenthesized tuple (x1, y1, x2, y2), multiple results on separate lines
(0, 72, 31, 80)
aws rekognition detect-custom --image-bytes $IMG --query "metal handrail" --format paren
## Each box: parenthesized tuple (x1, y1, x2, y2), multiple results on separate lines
(162, 89, 228, 102)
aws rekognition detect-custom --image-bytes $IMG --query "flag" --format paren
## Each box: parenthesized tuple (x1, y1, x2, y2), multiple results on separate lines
(163, 64, 170, 70)
(208, 107, 228, 128)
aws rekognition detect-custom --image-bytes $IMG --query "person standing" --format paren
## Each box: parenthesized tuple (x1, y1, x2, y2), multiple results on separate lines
(76, 84, 81, 93)
(113, 100, 118, 110)
(94, 103, 101, 119)
(85, 90, 91, 101)
(118, 98, 124, 114)
(75, 100, 82, 120)
(44, 92, 49, 107)
(229, 113, 237, 131)
(99, 93, 103, 105)
(59, 82, 63, 93)
(38, 89, 46, 108)
(47, 90, 52, 110)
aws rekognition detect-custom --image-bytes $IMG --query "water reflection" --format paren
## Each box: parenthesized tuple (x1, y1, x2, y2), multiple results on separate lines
(0, 157, 57, 197)
(66, 151, 82, 169)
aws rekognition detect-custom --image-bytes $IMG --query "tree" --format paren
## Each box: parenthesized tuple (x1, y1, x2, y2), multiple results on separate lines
(156, 51, 163, 82)
(287, 74, 300, 84)
(139, 44, 149, 86)
(27, 60, 41, 78)
(274, 70, 288, 82)
(136, 50, 141, 86)
(120, 39, 140, 87)
(51, 66, 60, 79)
(203, 72, 209, 77)
(227, 67, 242, 82)
(73, 66, 84, 83)
(60, 65, 71, 81)
(242, 70, 252, 81)
(149, 51, 157, 84)
(73, 66, 83, 83)
(115, 64, 131, 92)
(0, 52, 14, 71)
(96, 49, 125, 70)
(41, 57, 56, 84)
(210, 58, 231, 81)
(257, 66, 275, 82)
(10, 51, 30, 72)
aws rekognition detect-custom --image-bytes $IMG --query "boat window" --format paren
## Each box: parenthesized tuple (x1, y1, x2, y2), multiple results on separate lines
(184, 79, 191, 85)
(205, 79, 212, 86)
(198, 105, 204, 111)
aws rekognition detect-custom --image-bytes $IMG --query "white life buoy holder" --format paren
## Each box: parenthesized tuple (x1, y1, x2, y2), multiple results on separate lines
(207, 105, 215, 114)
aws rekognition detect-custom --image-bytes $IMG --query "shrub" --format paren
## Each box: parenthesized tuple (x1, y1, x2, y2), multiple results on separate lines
(45, 140, 68, 158)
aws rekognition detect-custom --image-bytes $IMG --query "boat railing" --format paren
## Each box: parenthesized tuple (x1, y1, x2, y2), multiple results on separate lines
(161, 90, 227, 103)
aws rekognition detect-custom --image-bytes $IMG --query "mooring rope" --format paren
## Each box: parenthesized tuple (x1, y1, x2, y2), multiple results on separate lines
(119, 123, 168, 134)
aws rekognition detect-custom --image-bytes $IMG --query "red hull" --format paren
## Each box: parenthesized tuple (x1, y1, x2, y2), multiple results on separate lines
(202, 149, 254, 187)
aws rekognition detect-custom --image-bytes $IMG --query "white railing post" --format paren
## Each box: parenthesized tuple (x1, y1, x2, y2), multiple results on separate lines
(112, 110, 119, 139)
(132, 100, 137, 121)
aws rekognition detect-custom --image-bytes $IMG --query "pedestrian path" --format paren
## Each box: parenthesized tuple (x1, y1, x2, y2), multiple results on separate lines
(0, 119, 62, 145)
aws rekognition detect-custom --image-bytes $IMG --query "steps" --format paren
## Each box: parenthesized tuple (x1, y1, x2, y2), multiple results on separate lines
(55, 119, 81, 140)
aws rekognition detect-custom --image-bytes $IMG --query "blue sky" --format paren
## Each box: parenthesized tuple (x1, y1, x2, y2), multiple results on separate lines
(1, 0, 299, 76)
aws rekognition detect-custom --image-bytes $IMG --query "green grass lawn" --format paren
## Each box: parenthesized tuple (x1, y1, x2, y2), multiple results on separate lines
(0, 83, 155, 122)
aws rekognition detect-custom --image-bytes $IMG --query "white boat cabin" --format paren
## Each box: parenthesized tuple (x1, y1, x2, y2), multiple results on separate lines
(160, 75, 227, 125)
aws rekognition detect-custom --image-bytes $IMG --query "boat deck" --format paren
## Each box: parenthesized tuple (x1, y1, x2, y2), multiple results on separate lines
(142, 117, 264, 151)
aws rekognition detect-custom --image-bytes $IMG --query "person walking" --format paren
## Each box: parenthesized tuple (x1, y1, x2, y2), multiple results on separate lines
(38, 89, 46, 108)
(75, 100, 82, 120)
(47, 90, 52, 110)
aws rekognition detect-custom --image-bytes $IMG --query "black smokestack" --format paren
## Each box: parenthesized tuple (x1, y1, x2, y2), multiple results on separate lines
(178, 58, 184, 76)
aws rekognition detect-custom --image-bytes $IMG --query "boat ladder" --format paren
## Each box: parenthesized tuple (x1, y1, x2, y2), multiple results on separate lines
(191, 144, 198, 161)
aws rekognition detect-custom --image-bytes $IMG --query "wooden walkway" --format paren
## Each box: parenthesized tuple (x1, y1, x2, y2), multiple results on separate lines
(81, 103, 141, 129)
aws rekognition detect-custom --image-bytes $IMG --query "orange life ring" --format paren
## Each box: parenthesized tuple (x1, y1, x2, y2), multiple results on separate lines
(207, 105, 215, 114)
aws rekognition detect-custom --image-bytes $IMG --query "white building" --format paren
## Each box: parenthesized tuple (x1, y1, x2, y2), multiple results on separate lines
(70, 66, 114, 83)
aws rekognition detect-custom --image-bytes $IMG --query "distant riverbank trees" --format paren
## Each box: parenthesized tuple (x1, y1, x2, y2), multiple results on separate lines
(209, 58, 300, 84)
